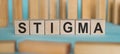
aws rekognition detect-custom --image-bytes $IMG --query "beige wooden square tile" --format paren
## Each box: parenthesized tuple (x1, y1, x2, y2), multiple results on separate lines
(60, 20, 75, 35)
(30, 20, 44, 35)
(14, 20, 29, 35)
(76, 20, 90, 35)
(45, 20, 60, 35)
(91, 20, 105, 35)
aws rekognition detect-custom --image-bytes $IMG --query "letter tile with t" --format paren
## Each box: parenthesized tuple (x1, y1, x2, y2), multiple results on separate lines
(30, 20, 44, 35)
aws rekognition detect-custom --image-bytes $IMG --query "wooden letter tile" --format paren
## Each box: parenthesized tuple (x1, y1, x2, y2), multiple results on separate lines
(14, 20, 29, 35)
(45, 20, 60, 35)
(61, 20, 75, 35)
(91, 20, 105, 35)
(76, 20, 90, 35)
(30, 20, 44, 35)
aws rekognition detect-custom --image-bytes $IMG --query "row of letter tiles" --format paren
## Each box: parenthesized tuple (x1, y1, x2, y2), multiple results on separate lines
(14, 20, 105, 35)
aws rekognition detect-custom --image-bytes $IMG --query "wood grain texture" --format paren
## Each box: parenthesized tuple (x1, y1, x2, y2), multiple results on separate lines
(113, 0, 120, 24)
(0, 41, 15, 53)
(60, 0, 66, 19)
(75, 42, 120, 54)
(19, 40, 70, 54)
(29, 0, 39, 19)
(39, 0, 48, 19)
(108, 0, 114, 22)
(50, 0, 57, 19)
(82, 0, 96, 19)
(68, 0, 77, 19)
(96, 0, 106, 19)
(0, 0, 8, 27)
(13, 0, 23, 20)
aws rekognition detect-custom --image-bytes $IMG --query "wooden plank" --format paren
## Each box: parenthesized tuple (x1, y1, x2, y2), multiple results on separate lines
(108, 0, 114, 22)
(18, 40, 70, 54)
(75, 42, 120, 54)
(0, 41, 15, 53)
(96, 0, 106, 19)
(50, 0, 57, 19)
(39, 0, 48, 19)
(0, 0, 8, 27)
(29, 0, 39, 19)
(60, 0, 66, 19)
(68, 0, 77, 19)
(82, 0, 96, 19)
(13, 0, 23, 20)
(113, 0, 120, 24)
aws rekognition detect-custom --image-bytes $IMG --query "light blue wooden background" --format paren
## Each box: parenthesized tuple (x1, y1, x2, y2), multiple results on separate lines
(1, 0, 120, 53)
(3, 0, 120, 44)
